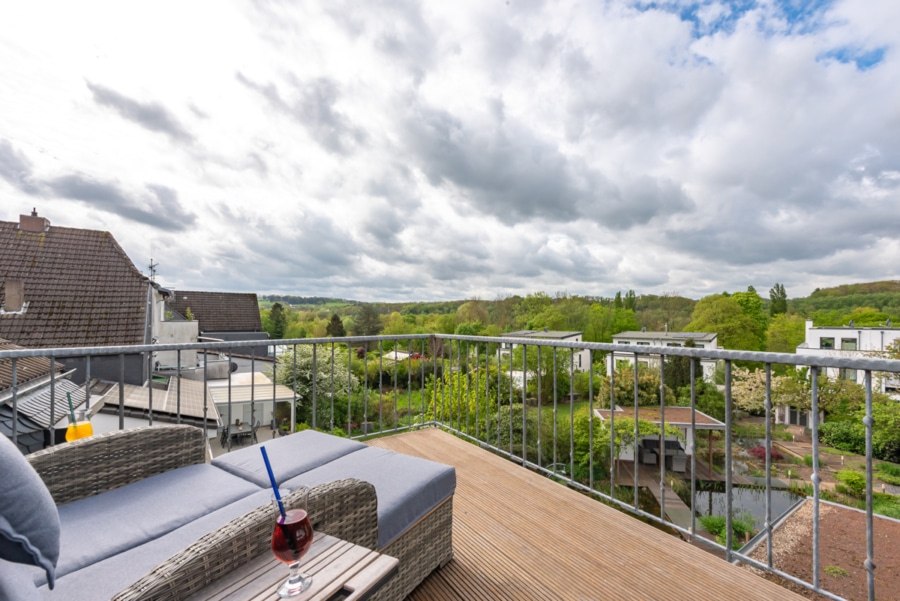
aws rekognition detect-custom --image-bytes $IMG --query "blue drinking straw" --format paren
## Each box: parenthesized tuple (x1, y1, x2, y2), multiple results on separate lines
(260, 446, 286, 519)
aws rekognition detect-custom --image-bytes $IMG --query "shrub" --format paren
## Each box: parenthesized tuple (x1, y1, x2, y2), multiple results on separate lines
(876, 463, 900, 486)
(819, 420, 865, 455)
(747, 445, 784, 462)
(835, 469, 867, 498)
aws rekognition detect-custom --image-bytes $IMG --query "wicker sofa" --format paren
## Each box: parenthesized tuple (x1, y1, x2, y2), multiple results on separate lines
(6, 425, 454, 601)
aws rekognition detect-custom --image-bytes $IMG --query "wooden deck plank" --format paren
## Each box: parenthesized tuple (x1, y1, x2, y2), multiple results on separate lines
(369, 429, 805, 601)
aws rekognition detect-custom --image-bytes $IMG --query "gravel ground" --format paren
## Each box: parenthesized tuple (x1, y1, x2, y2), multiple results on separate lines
(743, 500, 900, 601)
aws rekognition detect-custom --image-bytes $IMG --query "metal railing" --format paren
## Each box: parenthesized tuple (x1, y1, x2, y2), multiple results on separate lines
(2, 334, 898, 601)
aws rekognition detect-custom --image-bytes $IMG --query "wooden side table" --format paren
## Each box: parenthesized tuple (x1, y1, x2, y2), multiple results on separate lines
(186, 533, 398, 601)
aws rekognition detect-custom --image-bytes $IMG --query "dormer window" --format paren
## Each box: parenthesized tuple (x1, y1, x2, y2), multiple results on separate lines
(1, 280, 27, 314)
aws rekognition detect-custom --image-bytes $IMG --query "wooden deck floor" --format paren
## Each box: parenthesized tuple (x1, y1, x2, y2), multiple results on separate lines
(370, 429, 805, 601)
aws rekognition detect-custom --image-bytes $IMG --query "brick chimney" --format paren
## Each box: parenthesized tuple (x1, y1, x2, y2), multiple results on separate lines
(19, 208, 50, 233)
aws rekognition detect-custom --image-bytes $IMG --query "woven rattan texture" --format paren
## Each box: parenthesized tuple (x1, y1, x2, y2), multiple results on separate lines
(26, 425, 207, 505)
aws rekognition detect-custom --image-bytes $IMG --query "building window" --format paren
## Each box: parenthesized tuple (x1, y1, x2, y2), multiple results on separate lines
(636, 342, 650, 346)
(820, 337, 834, 349)
(617, 341, 630, 344)
(841, 338, 857, 351)
(666, 342, 682, 347)
(840, 368, 858, 382)
(789, 407, 809, 428)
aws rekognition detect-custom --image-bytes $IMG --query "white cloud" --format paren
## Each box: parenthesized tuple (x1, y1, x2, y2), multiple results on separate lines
(0, 0, 897, 301)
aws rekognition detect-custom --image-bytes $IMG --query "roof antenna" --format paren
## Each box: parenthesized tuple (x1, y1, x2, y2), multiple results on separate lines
(148, 257, 158, 283)
(31, 207, 38, 216)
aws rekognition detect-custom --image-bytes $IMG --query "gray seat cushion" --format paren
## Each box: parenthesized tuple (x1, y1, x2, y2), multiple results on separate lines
(282, 446, 455, 548)
(44, 464, 261, 586)
(37, 490, 272, 601)
(0, 558, 42, 601)
(0, 435, 60, 588)
(212, 430, 366, 488)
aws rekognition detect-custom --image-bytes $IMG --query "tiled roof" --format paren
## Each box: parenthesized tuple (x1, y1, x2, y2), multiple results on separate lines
(0, 338, 63, 392)
(167, 290, 262, 332)
(502, 330, 582, 340)
(594, 406, 726, 429)
(0, 218, 148, 347)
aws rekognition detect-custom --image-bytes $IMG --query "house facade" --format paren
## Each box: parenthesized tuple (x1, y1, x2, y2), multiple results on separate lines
(0, 211, 198, 384)
(606, 330, 720, 382)
(782, 319, 900, 427)
(500, 329, 592, 371)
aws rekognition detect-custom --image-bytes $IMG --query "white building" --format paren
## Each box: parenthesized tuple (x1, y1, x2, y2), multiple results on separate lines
(606, 330, 720, 382)
(500, 330, 592, 371)
(795, 318, 900, 398)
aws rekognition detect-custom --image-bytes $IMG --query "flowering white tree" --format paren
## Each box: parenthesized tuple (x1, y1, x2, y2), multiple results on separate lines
(272, 344, 359, 429)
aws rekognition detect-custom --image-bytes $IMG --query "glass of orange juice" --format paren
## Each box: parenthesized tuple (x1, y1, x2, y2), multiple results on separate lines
(65, 408, 94, 442)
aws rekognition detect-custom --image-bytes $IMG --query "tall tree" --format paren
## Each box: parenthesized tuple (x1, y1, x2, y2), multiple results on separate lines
(624, 289, 637, 311)
(769, 283, 788, 316)
(685, 293, 762, 351)
(269, 302, 287, 339)
(614, 291, 623, 310)
(325, 313, 346, 337)
(353, 304, 383, 336)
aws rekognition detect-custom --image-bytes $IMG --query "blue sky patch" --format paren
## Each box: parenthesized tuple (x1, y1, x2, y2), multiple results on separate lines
(819, 46, 887, 71)
(633, 0, 833, 38)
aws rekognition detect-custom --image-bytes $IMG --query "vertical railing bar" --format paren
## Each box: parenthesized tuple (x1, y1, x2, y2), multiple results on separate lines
(407, 343, 412, 431)
(85, 355, 91, 411)
(456, 341, 462, 434)
(764, 363, 773, 568)
(311, 344, 319, 431)
(202, 350, 208, 439)
(609, 353, 616, 498)
(250, 354, 256, 435)
(475, 344, 480, 441)
(552, 348, 558, 470)
(569, 350, 575, 482)
(421, 339, 427, 428)
(483, 341, 490, 439)
(588, 350, 594, 493)
(394, 340, 399, 431)
(725, 360, 734, 561)
(147, 352, 153, 426)
(227, 349, 233, 452)
(689, 356, 696, 540)
(508, 346, 514, 456)
(537, 345, 542, 470)
(811, 366, 821, 589)
(498, 343, 503, 448)
(119, 353, 125, 430)
(633, 352, 640, 509)
(864, 370, 875, 601)
(330, 342, 335, 434)
(176, 349, 182, 425)
(658, 354, 665, 522)
(291, 344, 297, 434)
(11, 358, 18, 447)
(348, 341, 353, 436)
(378, 340, 384, 433)
(522, 345, 528, 467)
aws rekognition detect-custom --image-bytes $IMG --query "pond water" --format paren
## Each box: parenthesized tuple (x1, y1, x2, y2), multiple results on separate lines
(688, 482, 804, 529)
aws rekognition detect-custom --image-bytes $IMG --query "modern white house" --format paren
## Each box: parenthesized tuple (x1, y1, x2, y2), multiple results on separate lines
(784, 319, 900, 427)
(500, 330, 593, 372)
(606, 330, 720, 382)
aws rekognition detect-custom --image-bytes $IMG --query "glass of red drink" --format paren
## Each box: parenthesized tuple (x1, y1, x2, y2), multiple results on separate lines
(271, 486, 314, 597)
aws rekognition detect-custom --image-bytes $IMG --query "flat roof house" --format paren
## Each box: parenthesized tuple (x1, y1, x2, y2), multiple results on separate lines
(608, 330, 720, 382)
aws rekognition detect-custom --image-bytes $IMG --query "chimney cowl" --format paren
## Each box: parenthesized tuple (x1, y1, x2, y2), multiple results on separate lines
(19, 211, 50, 233)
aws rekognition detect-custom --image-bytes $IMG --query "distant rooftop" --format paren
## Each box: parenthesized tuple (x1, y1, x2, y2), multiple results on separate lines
(167, 290, 263, 333)
(0, 212, 148, 348)
(502, 329, 582, 340)
(613, 331, 717, 342)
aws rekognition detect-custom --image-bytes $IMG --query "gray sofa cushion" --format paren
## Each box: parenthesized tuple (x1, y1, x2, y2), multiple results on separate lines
(37, 490, 272, 601)
(45, 464, 261, 586)
(212, 430, 366, 487)
(0, 558, 42, 601)
(282, 446, 456, 548)
(0, 434, 60, 588)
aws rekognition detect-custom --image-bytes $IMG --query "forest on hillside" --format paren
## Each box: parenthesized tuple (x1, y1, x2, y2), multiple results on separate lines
(259, 281, 900, 355)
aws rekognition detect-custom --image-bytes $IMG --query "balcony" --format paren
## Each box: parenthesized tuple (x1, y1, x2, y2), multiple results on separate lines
(2, 334, 899, 601)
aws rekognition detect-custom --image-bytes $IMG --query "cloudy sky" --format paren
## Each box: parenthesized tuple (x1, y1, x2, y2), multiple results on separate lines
(1, 1, 898, 302)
